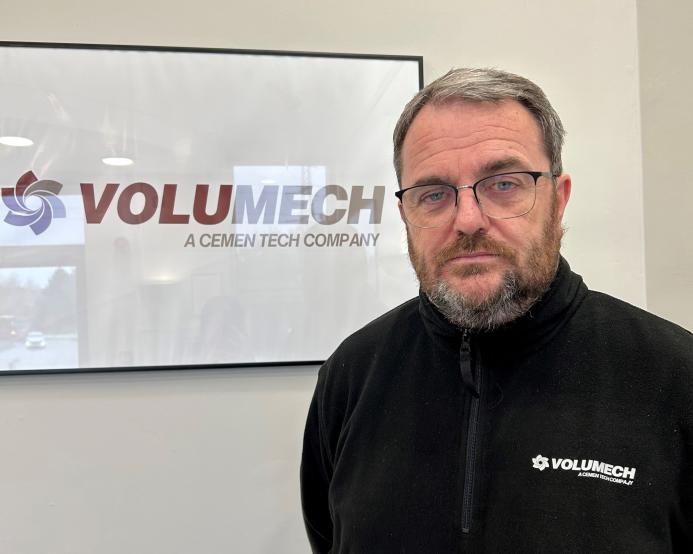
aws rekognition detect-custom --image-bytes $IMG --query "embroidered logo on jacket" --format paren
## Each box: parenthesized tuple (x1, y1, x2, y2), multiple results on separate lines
(531, 454, 549, 471)
(531, 454, 636, 486)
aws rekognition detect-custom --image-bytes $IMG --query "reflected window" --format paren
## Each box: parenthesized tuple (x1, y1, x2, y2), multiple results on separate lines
(0, 266, 79, 371)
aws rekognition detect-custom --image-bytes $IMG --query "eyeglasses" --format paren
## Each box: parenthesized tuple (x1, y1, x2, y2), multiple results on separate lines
(395, 171, 555, 229)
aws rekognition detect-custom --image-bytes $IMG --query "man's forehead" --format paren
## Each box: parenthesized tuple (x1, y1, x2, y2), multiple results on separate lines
(400, 99, 546, 183)
(407, 99, 540, 141)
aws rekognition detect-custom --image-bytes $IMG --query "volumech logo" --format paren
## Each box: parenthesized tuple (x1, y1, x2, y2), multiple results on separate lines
(531, 454, 637, 486)
(78, 182, 384, 226)
(2, 171, 66, 235)
(1, 171, 387, 249)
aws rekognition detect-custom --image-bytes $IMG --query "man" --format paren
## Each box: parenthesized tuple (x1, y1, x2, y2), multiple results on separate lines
(301, 68, 693, 552)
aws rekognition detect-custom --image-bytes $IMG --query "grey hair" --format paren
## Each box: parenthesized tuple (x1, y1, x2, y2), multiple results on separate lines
(393, 68, 565, 184)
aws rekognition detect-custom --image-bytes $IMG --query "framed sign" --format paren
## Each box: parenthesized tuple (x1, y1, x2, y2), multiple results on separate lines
(0, 42, 422, 373)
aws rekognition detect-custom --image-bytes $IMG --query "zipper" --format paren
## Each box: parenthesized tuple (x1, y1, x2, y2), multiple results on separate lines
(460, 329, 483, 534)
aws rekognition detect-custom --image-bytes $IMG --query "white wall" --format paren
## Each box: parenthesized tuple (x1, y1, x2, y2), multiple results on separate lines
(0, 367, 316, 553)
(1, 1, 685, 553)
(638, 0, 693, 331)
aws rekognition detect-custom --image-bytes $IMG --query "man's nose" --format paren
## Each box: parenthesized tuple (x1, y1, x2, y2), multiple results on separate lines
(451, 187, 489, 235)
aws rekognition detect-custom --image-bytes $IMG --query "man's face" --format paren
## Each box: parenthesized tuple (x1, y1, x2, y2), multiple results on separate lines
(399, 100, 571, 329)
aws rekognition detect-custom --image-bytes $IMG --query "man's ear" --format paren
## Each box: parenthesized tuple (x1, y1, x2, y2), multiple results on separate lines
(555, 173, 572, 221)
(398, 201, 406, 223)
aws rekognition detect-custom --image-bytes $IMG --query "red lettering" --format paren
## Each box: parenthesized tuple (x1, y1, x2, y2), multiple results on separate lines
(80, 183, 120, 223)
(159, 184, 190, 224)
(117, 182, 158, 224)
(81, 182, 236, 225)
(193, 184, 232, 225)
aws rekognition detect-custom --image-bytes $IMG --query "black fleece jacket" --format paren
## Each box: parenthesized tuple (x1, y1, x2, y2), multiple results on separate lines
(301, 258, 693, 553)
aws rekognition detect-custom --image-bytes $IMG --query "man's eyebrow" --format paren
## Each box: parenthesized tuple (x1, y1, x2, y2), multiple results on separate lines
(478, 157, 528, 175)
(409, 176, 452, 188)
(405, 157, 530, 188)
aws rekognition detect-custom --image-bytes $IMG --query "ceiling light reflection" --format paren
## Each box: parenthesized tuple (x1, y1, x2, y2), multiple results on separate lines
(0, 136, 34, 147)
(102, 157, 134, 167)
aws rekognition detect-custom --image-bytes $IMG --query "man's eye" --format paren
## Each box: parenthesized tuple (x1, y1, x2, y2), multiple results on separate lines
(421, 191, 446, 203)
(492, 180, 517, 192)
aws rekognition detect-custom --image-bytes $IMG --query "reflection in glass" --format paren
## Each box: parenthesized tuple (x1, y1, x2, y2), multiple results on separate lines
(0, 266, 79, 371)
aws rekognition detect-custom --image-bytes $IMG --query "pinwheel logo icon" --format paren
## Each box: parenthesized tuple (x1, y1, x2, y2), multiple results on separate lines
(532, 454, 549, 471)
(2, 171, 66, 235)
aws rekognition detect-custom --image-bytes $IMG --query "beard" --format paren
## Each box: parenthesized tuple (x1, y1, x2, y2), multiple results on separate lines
(407, 197, 564, 331)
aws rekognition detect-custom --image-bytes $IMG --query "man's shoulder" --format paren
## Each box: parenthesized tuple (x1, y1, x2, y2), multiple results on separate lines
(335, 296, 421, 357)
(317, 296, 421, 383)
(318, 298, 424, 409)
(580, 289, 692, 355)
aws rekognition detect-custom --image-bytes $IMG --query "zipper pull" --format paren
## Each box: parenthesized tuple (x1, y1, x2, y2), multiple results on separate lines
(459, 330, 479, 397)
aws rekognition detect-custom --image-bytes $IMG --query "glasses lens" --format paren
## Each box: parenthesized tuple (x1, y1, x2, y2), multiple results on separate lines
(476, 173, 536, 218)
(401, 184, 456, 228)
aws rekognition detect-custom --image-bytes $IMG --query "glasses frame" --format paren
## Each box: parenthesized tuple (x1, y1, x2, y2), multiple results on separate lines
(395, 171, 556, 229)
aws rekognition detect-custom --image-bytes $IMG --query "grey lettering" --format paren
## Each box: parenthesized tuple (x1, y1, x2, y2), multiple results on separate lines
(347, 186, 385, 224)
(311, 185, 348, 225)
(279, 186, 312, 224)
(232, 185, 278, 224)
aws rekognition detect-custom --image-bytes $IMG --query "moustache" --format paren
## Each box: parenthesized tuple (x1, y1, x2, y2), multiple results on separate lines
(432, 232, 517, 266)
